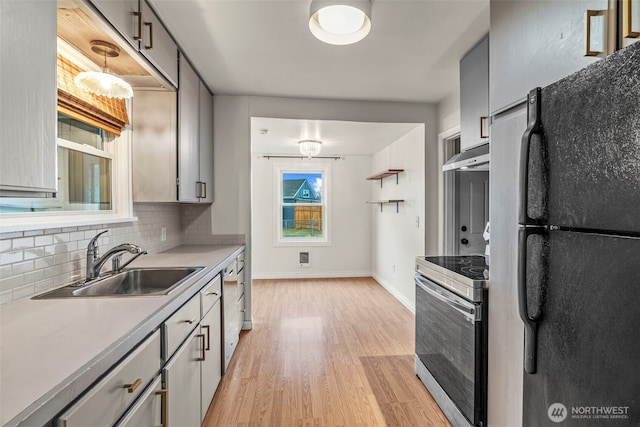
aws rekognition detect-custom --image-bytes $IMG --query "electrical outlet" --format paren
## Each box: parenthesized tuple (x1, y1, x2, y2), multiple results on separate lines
(161, 227, 167, 242)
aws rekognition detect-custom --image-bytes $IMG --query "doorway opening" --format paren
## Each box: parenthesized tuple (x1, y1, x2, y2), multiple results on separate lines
(443, 135, 489, 256)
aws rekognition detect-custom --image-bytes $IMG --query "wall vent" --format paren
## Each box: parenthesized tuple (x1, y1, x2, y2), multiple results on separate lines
(299, 251, 310, 267)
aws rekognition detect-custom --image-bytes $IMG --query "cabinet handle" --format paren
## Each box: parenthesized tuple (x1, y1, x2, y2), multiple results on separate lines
(197, 333, 206, 361)
(585, 10, 606, 56)
(144, 21, 153, 49)
(123, 378, 142, 393)
(202, 324, 211, 350)
(624, 0, 640, 38)
(206, 291, 219, 296)
(202, 182, 207, 199)
(133, 11, 142, 41)
(184, 318, 197, 324)
(480, 116, 489, 139)
(155, 389, 168, 427)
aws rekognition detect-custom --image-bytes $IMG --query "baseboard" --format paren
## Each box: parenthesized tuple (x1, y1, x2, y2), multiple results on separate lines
(252, 271, 371, 280)
(371, 273, 415, 314)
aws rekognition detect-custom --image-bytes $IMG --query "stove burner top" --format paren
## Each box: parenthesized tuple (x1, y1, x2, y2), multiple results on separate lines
(424, 255, 489, 281)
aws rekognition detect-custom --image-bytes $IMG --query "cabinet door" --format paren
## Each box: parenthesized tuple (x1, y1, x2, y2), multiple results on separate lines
(0, 0, 57, 192)
(460, 36, 489, 152)
(200, 300, 222, 421)
(178, 58, 200, 202)
(198, 82, 214, 202)
(132, 90, 177, 202)
(164, 327, 202, 427)
(140, 0, 179, 88)
(490, 0, 607, 112)
(623, 0, 640, 47)
(115, 376, 164, 427)
(89, 0, 141, 50)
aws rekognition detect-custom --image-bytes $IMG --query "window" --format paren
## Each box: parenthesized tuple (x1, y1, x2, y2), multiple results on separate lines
(0, 113, 132, 231)
(0, 116, 114, 213)
(276, 164, 330, 244)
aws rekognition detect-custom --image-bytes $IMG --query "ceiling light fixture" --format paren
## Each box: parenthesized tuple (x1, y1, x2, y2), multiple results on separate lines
(74, 40, 133, 99)
(309, 0, 371, 45)
(299, 140, 322, 158)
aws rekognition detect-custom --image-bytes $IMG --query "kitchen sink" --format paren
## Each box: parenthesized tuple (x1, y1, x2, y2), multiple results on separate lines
(32, 267, 203, 299)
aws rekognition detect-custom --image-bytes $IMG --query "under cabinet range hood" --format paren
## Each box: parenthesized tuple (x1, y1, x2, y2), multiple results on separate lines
(442, 143, 489, 171)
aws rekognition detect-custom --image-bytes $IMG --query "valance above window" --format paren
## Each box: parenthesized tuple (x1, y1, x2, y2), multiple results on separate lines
(57, 55, 129, 136)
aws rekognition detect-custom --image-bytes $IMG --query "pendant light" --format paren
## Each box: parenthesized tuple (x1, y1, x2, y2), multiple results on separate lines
(74, 40, 133, 99)
(309, 0, 372, 45)
(299, 140, 322, 158)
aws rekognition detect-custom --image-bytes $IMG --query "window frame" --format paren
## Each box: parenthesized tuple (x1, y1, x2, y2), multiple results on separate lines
(0, 128, 134, 233)
(274, 162, 331, 247)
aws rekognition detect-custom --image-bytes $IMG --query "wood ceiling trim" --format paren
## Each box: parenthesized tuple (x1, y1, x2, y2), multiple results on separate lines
(57, 7, 149, 77)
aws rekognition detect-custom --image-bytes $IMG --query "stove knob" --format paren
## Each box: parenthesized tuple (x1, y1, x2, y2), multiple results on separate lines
(461, 238, 469, 245)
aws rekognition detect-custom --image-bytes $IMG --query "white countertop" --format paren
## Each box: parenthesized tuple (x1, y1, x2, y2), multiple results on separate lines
(0, 244, 244, 427)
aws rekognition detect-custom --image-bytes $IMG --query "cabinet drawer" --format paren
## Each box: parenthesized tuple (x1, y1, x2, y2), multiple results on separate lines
(163, 296, 200, 358)
(200, 274, 222, 317)
(114, 375, 163, 427)
(57, 329, 161, 427)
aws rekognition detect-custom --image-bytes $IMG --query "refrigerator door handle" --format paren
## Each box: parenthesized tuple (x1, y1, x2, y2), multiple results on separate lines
(519, 87, 542, 225)
(518, 226, 545, 374)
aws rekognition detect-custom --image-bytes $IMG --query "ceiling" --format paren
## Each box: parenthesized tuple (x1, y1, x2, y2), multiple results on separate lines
(251, 118, 423, 156)
(57, 0, 490, 155)
(149, 0, 489, 156)
(150, 0, 490, 104)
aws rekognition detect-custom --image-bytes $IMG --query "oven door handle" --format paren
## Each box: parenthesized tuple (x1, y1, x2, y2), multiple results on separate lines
(414, 274, 480, 322)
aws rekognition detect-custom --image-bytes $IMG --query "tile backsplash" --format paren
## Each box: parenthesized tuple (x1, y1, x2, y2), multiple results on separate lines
(0, 203, 183, 304)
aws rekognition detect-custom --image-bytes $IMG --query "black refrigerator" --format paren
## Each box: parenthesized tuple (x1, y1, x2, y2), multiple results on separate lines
(518, 41, 640, 426)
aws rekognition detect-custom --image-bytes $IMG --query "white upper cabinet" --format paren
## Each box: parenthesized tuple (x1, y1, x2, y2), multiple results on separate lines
(178, 58, 200, 202)
(622, 0, 640, 47)
(0, 0, 57, 193)
(178, 58, 213, 203)
(139, 0, 179, 88)
(89, 0, 178, 87)
(87, 0, 140, 49)
(490, 0, 608, 112)
(460, 35, 489, 152)
(132, 90, 177, 202)
(198, 81, 214, 203)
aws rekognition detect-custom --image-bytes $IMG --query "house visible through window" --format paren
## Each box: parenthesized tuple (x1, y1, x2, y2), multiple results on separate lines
(280, 172, 324, 239)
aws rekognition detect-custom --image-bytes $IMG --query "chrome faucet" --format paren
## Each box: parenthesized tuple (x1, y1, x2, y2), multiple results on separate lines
(85, 231, 147, 280)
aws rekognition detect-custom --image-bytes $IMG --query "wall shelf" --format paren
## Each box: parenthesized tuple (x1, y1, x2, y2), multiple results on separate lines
(366, 169, 404, 187)
(367, 200, 404, 213)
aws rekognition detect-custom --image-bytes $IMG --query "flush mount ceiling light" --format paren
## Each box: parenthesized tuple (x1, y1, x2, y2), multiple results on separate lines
(309, 0, 372, 45)
(299, 140, 322, 158)
(74, 40, 133, 99)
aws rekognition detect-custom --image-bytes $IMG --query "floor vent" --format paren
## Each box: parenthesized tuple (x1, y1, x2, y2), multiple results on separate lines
(299, 251, 310, 267)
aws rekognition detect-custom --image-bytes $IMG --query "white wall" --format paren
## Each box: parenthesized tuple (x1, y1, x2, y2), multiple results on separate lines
(252, 156, 372, 278)
(371, 126, 425, 311)
(436, 89, 460, 134)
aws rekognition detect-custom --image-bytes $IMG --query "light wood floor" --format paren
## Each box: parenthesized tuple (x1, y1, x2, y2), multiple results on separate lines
(203, 277, 450, 427)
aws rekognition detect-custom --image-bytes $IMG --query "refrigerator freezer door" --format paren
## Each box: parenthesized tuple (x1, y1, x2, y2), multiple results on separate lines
(524, 42, 640, 233)
(522, 229, 640, 426)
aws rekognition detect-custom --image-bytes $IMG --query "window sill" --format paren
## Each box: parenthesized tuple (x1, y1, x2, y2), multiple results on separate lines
(0, 213, 138, 233)
(274, 239, 331, 247)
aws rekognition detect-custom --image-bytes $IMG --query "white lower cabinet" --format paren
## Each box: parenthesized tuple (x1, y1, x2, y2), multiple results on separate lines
(57, 330, 161, 426)
(163, 327, 203, 427)
(55, 270, 230, 427)
(115, 376, 164, 427)
(200, 300, 222, 420)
